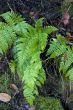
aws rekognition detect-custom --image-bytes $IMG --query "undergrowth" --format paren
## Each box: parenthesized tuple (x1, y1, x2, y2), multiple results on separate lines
(0, 10, 73, 107)
(35, 96, 64, 110)
(0, 11, 57, 105)
(47, 35, 73, 81)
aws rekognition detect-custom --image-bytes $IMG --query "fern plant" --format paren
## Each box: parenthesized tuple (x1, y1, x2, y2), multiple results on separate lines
(0, 11, 26, 57)
(13, 18, 57, 105)
(47, 35, 73, 81)
(0, 11, 57, 105)
(0, 22, 16, 56)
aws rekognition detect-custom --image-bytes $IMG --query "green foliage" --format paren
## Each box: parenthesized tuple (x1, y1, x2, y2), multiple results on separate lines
(13, 18, 57, 105)
(35, 96, 64, 110)
(8, 60, 16, 74)
(0, 23, 16, 56)
(0, 11, 27, 57)
(0, 73, 11, 94)
(47, 35, 73, 81)
(0, 11, 24, 26)
(0, 11, 57, 105)
(0, 102, 10, 110)
(0, 12, 26, 55)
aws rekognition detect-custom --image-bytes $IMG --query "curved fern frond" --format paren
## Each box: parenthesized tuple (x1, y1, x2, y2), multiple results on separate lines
(13, 34, 46, 105)
(47, 35, 73, 81)
(0, 11, 24, 26)
(13, 18, 57, 105)
(66, 68, 73, 81)
(0, 23, 16, 55)
(0, 11, 27, 57)
(47, 36, 68, 58)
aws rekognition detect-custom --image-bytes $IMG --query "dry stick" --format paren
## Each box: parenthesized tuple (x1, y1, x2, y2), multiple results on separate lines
(7, 2, 13, 12)
(69, 81, 72, 95)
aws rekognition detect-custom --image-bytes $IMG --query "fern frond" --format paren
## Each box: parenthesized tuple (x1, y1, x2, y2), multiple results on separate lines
(0, 11, 24, 26)
(47, 35, 73, 81)
(44, 26, 58, 34)
(8, 60, 16, 74)
(0, 24, 16, 55)
(47, 36, 67, 58)
(60, 48, 73, 72)
(66, 68, 73, 81)
(13, 18, 57, 105)
(13, 38, 45, 105)
(0, 11, 27, 57)
(35, 18, 44, 31)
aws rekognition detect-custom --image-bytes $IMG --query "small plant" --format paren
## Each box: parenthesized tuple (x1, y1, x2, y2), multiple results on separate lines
(35, 96, 64, 110)
(0, 11, 57, 105)
(0, 73, 11, 94)
(47, 35, 73, 81)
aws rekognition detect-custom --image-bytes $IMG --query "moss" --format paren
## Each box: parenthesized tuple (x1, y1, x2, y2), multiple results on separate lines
(35, 96, 64, 110)
(0, 73, 12, 94)
(0, 103, 10, 110)
(0, 73, 11, 110)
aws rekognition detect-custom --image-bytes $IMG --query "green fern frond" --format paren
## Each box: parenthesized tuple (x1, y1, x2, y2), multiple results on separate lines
(35, 18, 44, 31)
(0, 11, 27, 57)
(66, 68, 73, 81)
(0, 11, 24, 26)
(13, 18, 57, 105)
(44, 26, 58, 34)
(0, 11, 58, 105)
(0, 24, 16, 55)
(47, 36, 67, 58)
(47, 35, 73, 81)
(8, 60, 16, 74)
(13, 35, 46, 105)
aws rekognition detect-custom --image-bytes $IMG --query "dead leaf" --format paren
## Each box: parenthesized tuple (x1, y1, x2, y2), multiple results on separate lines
(66, 32, 73, 40)
(10, 84, 19, 94)
(63, 13, 70, 25)
(0, 93, 11, 102)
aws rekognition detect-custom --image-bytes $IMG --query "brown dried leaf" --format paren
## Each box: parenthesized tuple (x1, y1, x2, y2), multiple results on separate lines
(66, 32, 73, 40)
(0, 93, 11, 102)
(10, 84, 19, 92)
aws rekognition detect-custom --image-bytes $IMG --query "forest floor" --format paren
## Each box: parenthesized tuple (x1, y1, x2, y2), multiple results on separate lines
(0, 0, 73, 110)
